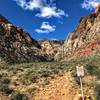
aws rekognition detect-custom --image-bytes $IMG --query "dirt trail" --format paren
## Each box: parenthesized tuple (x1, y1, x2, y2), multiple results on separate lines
(33, 72, 79, 100)
(0, 93, 10, 100)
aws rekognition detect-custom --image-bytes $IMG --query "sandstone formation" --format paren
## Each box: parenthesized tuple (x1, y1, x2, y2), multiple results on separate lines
(0, 15, 65, 63)
(95, 4, 100, 13)
(39, 39, 64, 60)
(0, 16, 49, 63)
(64, 5, 100, 58)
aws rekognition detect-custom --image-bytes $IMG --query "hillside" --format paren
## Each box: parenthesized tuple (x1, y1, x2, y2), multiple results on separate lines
(0, 16, 53, 64)
(0, 15, 64, 64)
(64, 5, 100, 60)
(0, 49, 100, 100)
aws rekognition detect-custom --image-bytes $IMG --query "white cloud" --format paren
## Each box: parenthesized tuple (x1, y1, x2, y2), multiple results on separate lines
(35, 29, 49, 33)
(50, 38, 58, 40)
(13, 0, 42, 10)
(36, 6, 68, 18)
(35, 22, 56, 33)
(12, 0, 68, 18)
(13, 0, 26, 8)
(81, 0, 100, 10)
(25, 0, 42, 10)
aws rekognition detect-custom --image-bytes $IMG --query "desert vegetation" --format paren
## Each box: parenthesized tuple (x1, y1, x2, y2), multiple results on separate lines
(0, 49, 100, 99)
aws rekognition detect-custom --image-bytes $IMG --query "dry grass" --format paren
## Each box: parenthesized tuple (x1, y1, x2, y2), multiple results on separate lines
(0, 49, 100, 99)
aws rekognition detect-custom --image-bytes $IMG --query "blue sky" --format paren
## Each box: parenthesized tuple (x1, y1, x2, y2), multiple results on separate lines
(0, 0, 100, 40)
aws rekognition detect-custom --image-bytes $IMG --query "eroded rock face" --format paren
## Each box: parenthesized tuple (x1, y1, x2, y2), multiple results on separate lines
(0, 15, 9, 24)
(0, 16, 49, 64)
(39, 39, 64, 60)
(95, 4, 100, 13)
(64, 8, 100, 55)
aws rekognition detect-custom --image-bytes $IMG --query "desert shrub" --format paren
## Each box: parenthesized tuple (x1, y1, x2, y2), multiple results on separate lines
(75, 56, 89, 63)
(0, 77, 10, 84)
(39, 69, 52, 78)
(85, 63, 99, 76)
(43, 77, 50, 85)
(0, 74, 2, 78)
(29, 73, 38, 83)
(0, 83, 12, 94)
(95, 84, 100, 100)
(27, 88, 34, 94)
(52, 68, 59, 74)
(27, 85, 38, 94)
(11, 91, 28, 100)
(0, 77, 12, 94)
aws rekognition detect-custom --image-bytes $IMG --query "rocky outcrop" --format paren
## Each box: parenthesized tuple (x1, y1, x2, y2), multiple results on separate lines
(95, 4, 100, 13)
(39, 39, 64, 60)
(64, 5, 100, 58)
(0, 15, 9, 24)
(0, 16, 49, 64)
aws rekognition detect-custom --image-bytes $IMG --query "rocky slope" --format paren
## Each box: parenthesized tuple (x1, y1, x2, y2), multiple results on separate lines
(0, 5, 100, 64)
(0, 15, 51, 64)
(64, 5, 100, 59)
(38, 39, 64, 60)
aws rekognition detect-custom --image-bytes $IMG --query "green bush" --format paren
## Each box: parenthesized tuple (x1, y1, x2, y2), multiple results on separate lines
(29, 73, 38, 83)
(40, 69, 52, 78)
(0, 77, 12, 94)
(95, 84, 100, 100)
(85, 63, 99, 76)
(11, 91, 28, 100)
(0, 77, 10, 84)
(0, 84, 12, 94)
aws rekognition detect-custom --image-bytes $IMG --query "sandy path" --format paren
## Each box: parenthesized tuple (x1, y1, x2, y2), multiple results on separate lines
(33, 72, 78, 100)
(0, 93, 10, 100)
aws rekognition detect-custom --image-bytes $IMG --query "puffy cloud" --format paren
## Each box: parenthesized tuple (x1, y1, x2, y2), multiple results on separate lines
(12, 0, 68, 18)
(36, 6, 68, 18)
(35, 22, 56, 33)
(81, 0, 100, 10)
(25, 0, 42, 10)
(13, 0, 42, 10)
